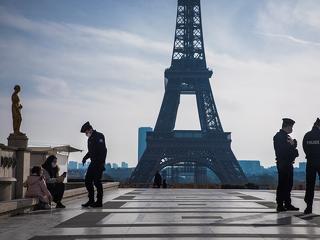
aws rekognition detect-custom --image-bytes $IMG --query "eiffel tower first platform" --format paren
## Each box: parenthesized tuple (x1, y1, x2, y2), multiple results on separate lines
(130, 0, 247, 185)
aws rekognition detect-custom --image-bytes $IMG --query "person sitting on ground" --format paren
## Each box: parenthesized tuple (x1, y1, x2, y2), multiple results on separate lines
(24, 166, 52, 210)
(42, 155, 66, 208)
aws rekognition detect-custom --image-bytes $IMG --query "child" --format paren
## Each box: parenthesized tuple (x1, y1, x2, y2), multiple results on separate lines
(24, 166, 52, 210)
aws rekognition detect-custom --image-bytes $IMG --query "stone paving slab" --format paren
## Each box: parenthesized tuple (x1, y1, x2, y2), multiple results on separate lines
(2, 189, 320, 239)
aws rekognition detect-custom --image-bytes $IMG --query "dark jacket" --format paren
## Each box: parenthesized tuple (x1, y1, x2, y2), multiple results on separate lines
(273, 129, 299, 166)
(303, 126, 320, 165)
(83, 130, 107, 169)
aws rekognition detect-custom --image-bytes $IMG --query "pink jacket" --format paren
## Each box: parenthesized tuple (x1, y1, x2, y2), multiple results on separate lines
(24, 175, 52, 203)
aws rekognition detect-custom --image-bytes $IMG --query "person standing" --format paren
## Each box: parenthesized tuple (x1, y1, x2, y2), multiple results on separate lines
(153, 171, 162, 188)
(303, 118, 320, 214)
(162, 179, 167, 188)
(273, 118, 299, 212)
(81, 121, 107, 208)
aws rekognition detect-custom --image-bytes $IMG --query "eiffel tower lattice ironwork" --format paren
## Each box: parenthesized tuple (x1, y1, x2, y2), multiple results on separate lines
(129, 0, 247, 185)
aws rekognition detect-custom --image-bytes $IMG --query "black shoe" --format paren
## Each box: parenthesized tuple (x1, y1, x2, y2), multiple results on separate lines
(56, 202, 66, 208)
(82, 200, 94, 208)
(285, 205, 299, 211)
(277, 205, 287, 212)
(90, 201, 103, 208)
(304, 206, 312, 214)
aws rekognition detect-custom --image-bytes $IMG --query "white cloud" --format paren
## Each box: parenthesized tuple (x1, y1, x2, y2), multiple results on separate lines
(0, 6, 168, 167)
(256, 0, 320, 46)
(31, 75, 71, 97)
(293, 0, 320, 30)
(0, 6, 171, 55)
(256, 32, 320, 47)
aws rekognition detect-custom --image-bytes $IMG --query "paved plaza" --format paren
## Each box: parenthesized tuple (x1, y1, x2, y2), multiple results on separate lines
(2, 188, 320, 239)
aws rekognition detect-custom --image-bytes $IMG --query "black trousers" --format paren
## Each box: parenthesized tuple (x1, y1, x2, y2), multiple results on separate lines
(85, 165, 104, 202)
(304, 162, 320, 206)
(47, 182, 65, 203)
(276, 164, 293, 206)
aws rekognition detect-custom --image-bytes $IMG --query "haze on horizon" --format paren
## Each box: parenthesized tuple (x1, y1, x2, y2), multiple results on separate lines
(0, 0, 320, 168)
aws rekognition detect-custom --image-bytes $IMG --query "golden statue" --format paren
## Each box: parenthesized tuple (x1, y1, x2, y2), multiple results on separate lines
(11, 85, 24, 135)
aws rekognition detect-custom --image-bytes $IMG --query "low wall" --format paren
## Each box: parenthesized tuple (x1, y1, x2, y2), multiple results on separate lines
(0, 182, 119, 216)
(63, 182, 119, 198)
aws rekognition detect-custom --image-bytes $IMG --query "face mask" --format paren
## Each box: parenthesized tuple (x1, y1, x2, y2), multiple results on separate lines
(52, 162, 57, 168)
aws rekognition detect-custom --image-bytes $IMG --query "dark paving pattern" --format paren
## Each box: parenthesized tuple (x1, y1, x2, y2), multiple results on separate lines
(47, 189, 320, 240)
(9, 189, 320, 239)
(55, 212, 110, 228)
(113, 195, 136, 200)
(181, 215, 223, 219)
(28, 234, 320, 239)
(102, 201, 127, 209)
(256, 201, 277, 208)
(238, 195, 263, 200)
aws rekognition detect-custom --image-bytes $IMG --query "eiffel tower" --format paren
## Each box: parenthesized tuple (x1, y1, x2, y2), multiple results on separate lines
(130, 0, 247, 185)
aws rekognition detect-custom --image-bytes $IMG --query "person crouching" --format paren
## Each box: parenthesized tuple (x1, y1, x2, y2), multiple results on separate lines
(42, 155, 66, 208)
(24, 166, 52, 210)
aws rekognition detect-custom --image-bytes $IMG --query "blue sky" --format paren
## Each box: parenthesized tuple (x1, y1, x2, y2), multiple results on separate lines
(0, 0, 320, 167)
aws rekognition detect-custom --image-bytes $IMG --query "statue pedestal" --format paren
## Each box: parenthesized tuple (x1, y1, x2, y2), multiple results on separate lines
(7, 134, 30, 198)
(0, 177, 16, 201)
(14, 150, 31, 198)
(7, 134, 28, 149)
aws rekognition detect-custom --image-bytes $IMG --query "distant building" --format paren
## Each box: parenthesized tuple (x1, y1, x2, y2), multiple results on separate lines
(68, 161, 78, 170)
(265, 165, 277, 174)
(78, 162, 90, 169)
(112, 163, 119, 169)
(238, 160, 264, 176)
(105, 163, 112, 171)
(138, 127, 153, 161)
(161, 164, 209, 184)
(121, 162, 129, 168)
(297, 162, 306, 172)
(106, 167, 135, 182)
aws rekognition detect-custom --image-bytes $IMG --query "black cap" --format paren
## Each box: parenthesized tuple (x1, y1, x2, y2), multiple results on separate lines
(282, 118, 295, 126)
(314, 118, 320, 126)
(80, 121, 93, 133)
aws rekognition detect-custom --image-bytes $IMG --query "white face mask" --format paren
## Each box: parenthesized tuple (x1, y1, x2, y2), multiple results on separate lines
(52, 162, 57, 168)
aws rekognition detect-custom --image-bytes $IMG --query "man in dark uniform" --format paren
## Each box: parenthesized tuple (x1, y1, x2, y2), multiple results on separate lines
(80, 121, 107, 208)
(273, 118, 299, 212)
(303, 118, 320, 214)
